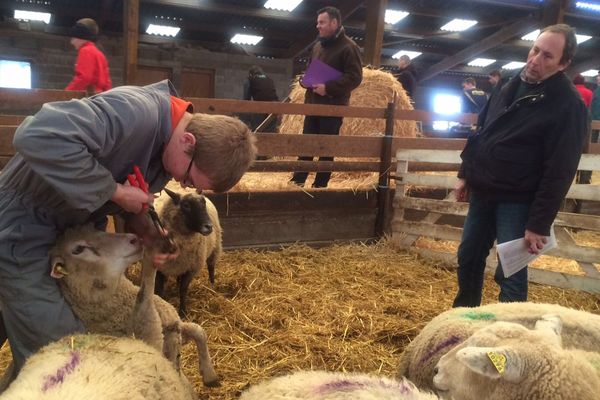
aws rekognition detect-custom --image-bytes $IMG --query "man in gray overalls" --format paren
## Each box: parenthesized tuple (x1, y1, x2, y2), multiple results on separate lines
(0, 80, 256, 376)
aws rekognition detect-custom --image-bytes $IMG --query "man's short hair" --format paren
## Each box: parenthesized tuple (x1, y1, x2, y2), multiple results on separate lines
(399, 55, 411, 63)
(489, 70, 501, 78)
(186, 114, 257, 192)
(463, 77, 477, 87)
(317, 6, 342, 23)
(572, 74, 585, 85)
(540, 23, 577, 65)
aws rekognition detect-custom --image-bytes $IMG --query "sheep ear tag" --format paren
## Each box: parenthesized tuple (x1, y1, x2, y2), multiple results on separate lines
(50, 262, 69, 279)
(487, 351, 506, 375)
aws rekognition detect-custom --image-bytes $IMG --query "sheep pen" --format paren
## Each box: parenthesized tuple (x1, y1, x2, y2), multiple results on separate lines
(2, 238, 597, 399)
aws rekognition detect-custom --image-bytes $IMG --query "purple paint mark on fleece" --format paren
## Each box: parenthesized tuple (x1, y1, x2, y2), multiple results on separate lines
(315, 377, 414, 395)
(41, 351, 81, 392)
(418, 334, 462, 366)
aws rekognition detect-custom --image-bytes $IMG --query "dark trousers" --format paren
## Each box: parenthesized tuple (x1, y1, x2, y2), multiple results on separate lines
(453, 193, 530, 307)
(290, 115, 343, 187)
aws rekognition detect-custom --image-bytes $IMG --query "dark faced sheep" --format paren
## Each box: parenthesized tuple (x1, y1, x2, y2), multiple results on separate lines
(156, 188, 222, 317)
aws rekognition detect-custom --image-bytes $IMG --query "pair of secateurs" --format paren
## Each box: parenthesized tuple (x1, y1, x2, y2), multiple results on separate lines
(127, 166, 177, 253)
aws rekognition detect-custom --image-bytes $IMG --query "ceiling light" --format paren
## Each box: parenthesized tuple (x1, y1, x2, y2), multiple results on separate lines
(576, 2, 600, 12)
(576, 34, 592, 44)
(581, 69, 598, 77)
(231, 34, 263, 46)
(146, 24, 180, 37)
(385, 10, 409, 24)
(502, 61, 526, 70)
(391, 50, 422, 60)
(521, 29, 540, 41)
(468, 58, 496, 67)
(440, 19, 477, 32)
(264, 0, 303, 12)
(14, 10, 51, 24)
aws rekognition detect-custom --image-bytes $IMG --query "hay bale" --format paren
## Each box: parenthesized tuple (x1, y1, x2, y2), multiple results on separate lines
(280, 67, 417, 138)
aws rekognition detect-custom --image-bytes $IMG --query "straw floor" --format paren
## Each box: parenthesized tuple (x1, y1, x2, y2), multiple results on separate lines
(2, 240, 597, 399)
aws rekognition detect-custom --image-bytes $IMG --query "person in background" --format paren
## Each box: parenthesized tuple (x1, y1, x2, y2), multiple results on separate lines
(289, 6, 362, 188)
(65, 18, 112, 94)
(488, 69, 502, 88)
(573, 73, 593, 108)
(0, 80, 256, 377)
(243, 65, 279, 133)
(461, 77, 488, 114)
(395, 55, 417, 99)
(453, 24, 587, 307)
(592, 74, 600, 144)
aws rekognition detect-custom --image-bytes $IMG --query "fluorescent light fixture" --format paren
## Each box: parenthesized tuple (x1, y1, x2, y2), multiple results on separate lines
(14, 10, 51, 24)
(0, 60, 31, 89)
(385, 9, 409, 24)
(521, 29, 540, 41)
(264, 0, 303, 12)
(230, 33, 263, 45)
(146, 24, 180, 37)
(440, 19, 477, 32)
(392, 50, 422, 60)
(576, 34, 592, 44)
(502, 61, 526, 70)
(468, 58, 496, 67)
(581, 69, 599, 77)
(576, 2, 600, 12)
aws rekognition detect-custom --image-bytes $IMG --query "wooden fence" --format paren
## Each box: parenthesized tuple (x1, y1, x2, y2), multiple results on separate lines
(392, 149, 600, 293)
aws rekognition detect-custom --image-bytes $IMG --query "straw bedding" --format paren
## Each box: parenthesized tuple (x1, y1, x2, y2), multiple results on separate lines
(2, 240, 597, 399)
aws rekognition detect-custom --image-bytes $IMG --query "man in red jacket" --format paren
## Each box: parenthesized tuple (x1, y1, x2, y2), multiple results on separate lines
(65, 18, 112, 94)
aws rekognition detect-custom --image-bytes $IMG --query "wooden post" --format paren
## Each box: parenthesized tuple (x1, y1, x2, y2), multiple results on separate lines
(375, 98, 395, 237)
(123, 0, 139, 85)
(363, 0, 388, 67)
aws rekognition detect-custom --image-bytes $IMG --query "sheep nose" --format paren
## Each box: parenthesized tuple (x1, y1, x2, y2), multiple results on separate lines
(200, 224, 213, 235)
(433, 366, 439, 375)
(129, 236, 139, 245)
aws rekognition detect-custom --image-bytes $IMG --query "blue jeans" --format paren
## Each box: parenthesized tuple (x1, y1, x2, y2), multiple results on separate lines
(453, 193, 530, 307)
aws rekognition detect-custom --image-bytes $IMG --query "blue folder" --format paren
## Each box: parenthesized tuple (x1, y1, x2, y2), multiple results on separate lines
(300, 59, 343, 88)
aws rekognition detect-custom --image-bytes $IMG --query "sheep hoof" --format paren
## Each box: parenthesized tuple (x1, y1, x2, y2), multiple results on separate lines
(203, 378, 221, 388)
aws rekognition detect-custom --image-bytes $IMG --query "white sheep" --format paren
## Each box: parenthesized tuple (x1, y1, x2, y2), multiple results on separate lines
(0, 334, 197, 400)
(397, 302, 600, 390)
(433, 315, 600, 400)
(156, 188, 222, 317)
(240, 370, 439, 400)
(48, 225, 218, 387)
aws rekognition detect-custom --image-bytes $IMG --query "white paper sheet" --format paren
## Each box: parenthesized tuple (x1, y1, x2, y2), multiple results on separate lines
(497, 227, 557, 278)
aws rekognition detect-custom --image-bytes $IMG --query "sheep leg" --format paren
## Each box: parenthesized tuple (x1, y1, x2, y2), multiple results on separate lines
(132, 255, 164, 352)
(180, 321, 219, 387)
(177, 271, 193, 318)
(155, 270, 166, 298)
(206, 252, 217, 284)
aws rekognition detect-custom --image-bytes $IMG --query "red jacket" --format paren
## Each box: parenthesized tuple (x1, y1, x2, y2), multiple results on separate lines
(575, 84, 593, 108)
(66, 42, 112, 93)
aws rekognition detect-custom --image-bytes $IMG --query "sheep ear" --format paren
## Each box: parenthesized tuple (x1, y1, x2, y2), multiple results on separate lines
(535, 314, 562, 344)
(457, 347, 523, 383)
(50, 257, 69, 279)
(164, 188, 181, 204)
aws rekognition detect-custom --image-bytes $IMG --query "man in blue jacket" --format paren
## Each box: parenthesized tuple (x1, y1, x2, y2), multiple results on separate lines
(453, 24, 587, 307)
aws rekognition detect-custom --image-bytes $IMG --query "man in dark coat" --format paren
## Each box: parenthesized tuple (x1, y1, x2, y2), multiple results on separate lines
(243, 65, 279, 133)
(453, 24, 587, 307)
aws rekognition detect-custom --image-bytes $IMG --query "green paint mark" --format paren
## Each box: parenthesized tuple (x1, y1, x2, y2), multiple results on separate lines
(460, 312, 496, 321)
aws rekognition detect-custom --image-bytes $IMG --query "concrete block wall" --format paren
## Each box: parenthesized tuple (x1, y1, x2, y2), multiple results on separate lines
(0, 29, 294, 100)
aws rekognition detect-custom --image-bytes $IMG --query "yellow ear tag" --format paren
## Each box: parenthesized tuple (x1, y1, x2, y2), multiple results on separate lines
(487, 351, 506, 375)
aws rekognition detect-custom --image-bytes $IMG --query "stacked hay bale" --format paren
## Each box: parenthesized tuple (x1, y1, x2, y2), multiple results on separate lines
(279, 67, 417, 138)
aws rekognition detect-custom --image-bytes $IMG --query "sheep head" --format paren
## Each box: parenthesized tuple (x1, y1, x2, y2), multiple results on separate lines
(164, 188, 213, 235)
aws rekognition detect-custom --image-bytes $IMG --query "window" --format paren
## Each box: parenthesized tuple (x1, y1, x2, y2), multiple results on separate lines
(432, 93, 461, 131)
(0, 60, 32, 89)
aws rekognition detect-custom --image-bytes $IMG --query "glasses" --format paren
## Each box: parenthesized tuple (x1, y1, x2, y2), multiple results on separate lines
(182, 148, 196, 189)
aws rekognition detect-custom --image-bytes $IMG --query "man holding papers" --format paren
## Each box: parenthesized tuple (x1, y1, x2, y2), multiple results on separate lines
(290, 6, 362, 188)
(452, 24, 587, 307)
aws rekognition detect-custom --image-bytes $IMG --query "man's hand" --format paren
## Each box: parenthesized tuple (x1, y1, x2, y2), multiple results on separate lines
(524, 229, 548, 255)
(453, 178, 470, 202)
(111, 183, 152, 213)
(125, 212, 180, 268)
(312, 83, 327, 96)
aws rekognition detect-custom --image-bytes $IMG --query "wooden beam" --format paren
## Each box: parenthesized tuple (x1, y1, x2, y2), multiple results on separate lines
(419, 17, 536, 82)
(541, 0, 567, 26)
(123, 0, 139, 85)
(363, 0, 387, 67)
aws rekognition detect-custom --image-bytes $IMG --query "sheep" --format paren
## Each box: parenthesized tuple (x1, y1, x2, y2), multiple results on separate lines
(433, 315, 600, 400)
(397, 302, 600, 390)
(239, 370, 439, 400)
(0, 334, 197, 400)
(48, 225, 219, 387)
(156, 188, 222, 317)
